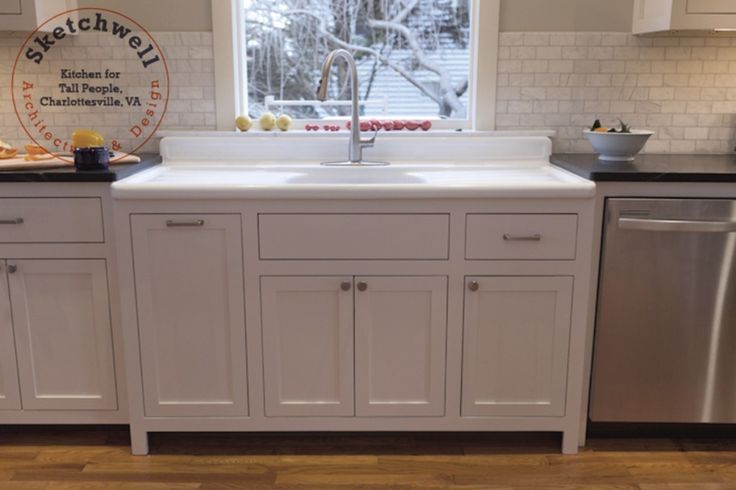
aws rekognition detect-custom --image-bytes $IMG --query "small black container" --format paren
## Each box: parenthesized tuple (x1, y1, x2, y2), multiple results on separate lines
(74, 147, 110, 171)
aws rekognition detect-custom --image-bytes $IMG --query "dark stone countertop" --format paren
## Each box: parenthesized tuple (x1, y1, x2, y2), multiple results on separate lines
(551, 153, 736, 182)
(0, 154, 160, 183)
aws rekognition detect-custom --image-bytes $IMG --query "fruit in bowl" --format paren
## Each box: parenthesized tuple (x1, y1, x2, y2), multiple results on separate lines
(583, 119, 654, 162)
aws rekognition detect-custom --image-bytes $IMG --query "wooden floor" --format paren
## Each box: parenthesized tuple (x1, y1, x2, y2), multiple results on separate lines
(1, 426, 736, 489)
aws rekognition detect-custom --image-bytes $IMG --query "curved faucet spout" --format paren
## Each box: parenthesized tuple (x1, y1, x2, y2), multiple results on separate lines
(316, 49, 387, 166)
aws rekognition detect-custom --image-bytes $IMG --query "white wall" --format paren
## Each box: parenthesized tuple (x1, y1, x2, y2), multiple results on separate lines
(77, 0, 212, 32)
(500, 0, 634, 32)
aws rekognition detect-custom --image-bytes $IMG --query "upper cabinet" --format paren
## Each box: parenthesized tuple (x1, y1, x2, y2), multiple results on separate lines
(0, 0, 76, 31)
(633, 0, 736, 34)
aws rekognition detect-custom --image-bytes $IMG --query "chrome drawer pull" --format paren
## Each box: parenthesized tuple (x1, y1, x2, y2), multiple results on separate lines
(0, 218, 23, 225)
(166, 219, 205, 227)
(503, 233, 542, 242)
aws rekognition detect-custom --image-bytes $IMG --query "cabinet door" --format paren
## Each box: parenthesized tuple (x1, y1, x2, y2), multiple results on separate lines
(0, 261, 21, 410)
(0, 1, 22, 14)
(686, 0, 736, 14)
(131, 215, 248, 417)
(355, 276, 447, 417)
(462, 276, 573, 417)
(9, 260, 117, 410)
(261, 276, 354, 416)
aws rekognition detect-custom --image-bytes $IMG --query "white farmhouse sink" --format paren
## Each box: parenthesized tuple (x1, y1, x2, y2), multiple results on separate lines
(286, 166, 427, 185)
(112, 135, 595, 199)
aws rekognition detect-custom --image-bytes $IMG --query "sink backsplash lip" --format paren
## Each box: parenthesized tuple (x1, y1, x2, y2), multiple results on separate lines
(159, 134, 555, 167)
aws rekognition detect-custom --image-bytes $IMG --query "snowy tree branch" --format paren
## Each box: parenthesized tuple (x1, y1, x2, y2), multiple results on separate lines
(286, 9, 442, 104)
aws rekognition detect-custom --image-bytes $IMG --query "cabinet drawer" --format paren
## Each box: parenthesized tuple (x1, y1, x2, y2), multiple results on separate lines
(465, 214, 577, 260)
(0, 198, 103, 243)
(259, 214, 450, 260)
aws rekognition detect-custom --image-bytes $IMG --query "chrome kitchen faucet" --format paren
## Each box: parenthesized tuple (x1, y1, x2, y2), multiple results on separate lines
(316, 49, 388, 167)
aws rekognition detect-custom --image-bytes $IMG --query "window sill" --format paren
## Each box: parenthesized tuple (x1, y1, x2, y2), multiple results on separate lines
(156, 129, 556, 139)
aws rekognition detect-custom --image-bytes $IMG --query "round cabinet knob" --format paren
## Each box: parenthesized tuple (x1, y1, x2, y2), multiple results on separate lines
(340, 281, 351, 291)
(468, 280, 479, 292)
(7, 264, 17, 274)
(357, 281, 368, 292)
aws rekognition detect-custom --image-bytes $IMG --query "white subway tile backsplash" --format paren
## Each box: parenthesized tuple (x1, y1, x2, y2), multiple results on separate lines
(550, 33, 576, 46)
(497, 32, 736, 154)
(601, 33, 629, 46)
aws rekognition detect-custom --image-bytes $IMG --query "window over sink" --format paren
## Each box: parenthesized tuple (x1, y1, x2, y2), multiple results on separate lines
(212, 0, 500, 130)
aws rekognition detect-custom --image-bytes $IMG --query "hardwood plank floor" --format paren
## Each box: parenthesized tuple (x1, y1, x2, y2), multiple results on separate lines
(1, 426, 736, 489)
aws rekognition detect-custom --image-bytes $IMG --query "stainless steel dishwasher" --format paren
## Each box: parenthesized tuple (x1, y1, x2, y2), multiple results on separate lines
(590, 198, 736, 423)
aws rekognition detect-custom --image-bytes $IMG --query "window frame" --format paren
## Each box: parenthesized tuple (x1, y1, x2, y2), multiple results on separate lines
(212, 0, 500, 131)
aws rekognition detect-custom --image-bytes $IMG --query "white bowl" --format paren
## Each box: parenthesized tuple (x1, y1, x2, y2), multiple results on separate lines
(583, 130, 654, 162)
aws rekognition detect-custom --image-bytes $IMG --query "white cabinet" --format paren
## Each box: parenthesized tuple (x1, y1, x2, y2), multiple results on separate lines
(131, 215, 248, 417)
(114, 197, 594, 455)
(633, 0, 736, 34)
(0, 0, 76, 31)
(355, 276, 447, 417)
(0, 1, 22, 14)
(462, 276, 573, 417)
(8, 260, 117, 410)
(260, 275, 448, 417)
(0, 261, 20, 410)
(260, 276, 354, 417)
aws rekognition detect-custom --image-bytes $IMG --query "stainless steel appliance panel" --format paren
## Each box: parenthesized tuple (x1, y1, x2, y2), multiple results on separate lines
(590, 198, 736, 423)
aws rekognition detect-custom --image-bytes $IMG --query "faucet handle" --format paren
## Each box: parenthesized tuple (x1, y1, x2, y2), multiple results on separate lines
(360, 128, 379, 148)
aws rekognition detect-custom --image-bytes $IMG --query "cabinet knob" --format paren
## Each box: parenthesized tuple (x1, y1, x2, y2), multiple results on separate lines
(357, 281, 368, 292)
(7, 264, 17, 274)
(468, 280, 479, 292)
(340, 281, 351, 291)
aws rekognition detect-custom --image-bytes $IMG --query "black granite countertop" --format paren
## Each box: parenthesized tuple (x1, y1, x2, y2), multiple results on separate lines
(0, 154, 160, 183)
(551, 153, 736, 182)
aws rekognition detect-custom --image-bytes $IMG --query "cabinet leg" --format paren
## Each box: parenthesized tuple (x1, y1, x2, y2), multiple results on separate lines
(130, 428, 149, 455)
(578, 419, 588, 448)
(562, 430, 579, 455)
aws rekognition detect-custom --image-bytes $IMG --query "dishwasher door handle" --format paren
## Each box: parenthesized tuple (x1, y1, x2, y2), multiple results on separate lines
(619, 217, 736, 233)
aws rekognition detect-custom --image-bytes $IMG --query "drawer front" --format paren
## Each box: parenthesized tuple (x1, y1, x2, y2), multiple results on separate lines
(466, 214, 577, 260)
(0, 198, 104, 243)
(259, 214, 450, 260)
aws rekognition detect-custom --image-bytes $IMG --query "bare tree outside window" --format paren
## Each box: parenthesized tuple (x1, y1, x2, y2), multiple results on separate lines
(244, 0, 471, 120)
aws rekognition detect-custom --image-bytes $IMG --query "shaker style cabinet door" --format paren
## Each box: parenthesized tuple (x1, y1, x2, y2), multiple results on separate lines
(131, 215, 248, 417)
(0, 0, 21, 14)
(260, 276, 354, 417)
(354, 276, 447, 417)
(8, 260, 117, 410)
(0, 261, 21, 410)
(685, 0, 736, 14)
(461, 276, 573, 417)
